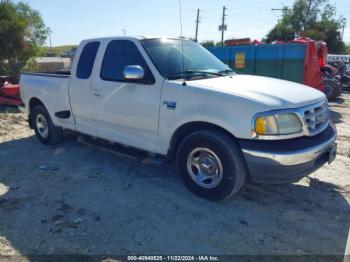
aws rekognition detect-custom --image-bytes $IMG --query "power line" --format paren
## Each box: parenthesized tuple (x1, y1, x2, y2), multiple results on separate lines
(143, 0, 195, 12)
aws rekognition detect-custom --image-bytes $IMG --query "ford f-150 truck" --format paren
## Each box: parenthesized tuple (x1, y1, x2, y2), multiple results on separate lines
(19, 36, 337, 201)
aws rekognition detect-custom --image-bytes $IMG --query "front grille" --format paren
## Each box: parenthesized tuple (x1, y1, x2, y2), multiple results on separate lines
(304, 102, 329, 136)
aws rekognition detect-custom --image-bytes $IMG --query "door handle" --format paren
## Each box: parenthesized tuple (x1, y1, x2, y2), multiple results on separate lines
(93, 92, 102, 98)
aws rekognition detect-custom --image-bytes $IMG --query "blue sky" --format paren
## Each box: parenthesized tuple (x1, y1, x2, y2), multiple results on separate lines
(18, 0, 350, 46)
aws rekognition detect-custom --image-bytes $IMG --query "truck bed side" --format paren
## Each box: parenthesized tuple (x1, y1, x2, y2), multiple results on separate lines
(19, 72, 75, 130)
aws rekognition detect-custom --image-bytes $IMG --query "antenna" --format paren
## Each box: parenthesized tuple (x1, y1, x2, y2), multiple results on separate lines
(178, 0, 186, 86)
(195, 9, 201, 42)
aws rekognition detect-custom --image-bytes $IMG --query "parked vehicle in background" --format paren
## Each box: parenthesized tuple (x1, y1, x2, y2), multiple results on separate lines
(19, 36, 337, 201)
(328, 60, 350, 91)
(327, 54, 350, 63)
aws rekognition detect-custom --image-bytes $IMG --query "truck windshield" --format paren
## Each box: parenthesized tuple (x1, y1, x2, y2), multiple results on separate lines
(141, 38, 233, 80)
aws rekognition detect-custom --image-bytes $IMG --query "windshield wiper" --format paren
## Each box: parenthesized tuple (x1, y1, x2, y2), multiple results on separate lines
(218, 69, 235, 75)
(168, 70, 225, 80)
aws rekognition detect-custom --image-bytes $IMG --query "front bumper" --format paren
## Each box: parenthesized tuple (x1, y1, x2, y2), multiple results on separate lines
(239, 123, 337, 184)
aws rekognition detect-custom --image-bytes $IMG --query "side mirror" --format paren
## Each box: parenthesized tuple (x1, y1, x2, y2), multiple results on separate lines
(123, 65, 144, 81)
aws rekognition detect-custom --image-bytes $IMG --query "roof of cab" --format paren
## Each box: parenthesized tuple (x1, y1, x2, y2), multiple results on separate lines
(80, 35, 184, 43)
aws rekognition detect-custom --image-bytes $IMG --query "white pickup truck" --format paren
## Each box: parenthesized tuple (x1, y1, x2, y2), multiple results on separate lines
(20, 36, 337, 201)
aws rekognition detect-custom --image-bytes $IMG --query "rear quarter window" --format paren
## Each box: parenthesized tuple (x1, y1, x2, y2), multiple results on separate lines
(76, 41, 100, 79)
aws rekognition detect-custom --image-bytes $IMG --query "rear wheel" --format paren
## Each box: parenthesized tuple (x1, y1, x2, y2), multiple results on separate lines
(334, 83, 343, 97)
(33, 105, 63, 145)
(324, 79, 340, 100)
(176, 130, 247, 201)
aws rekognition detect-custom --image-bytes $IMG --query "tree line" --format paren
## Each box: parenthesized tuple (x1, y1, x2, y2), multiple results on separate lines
(0, 0, 49, 79)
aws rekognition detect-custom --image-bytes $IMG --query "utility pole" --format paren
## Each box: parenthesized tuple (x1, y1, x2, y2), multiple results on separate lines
(47, 28, 53, 52)
(220, 6, 227, 47)
(303, 0, 312, 34)
(341, 17, 346, 40)
(271, 8, 284, 23)
(271, 7, 292, 40)
(49, 33, 52, 51)
(307, 0, 312, 19)
(194, 9, 200, 42)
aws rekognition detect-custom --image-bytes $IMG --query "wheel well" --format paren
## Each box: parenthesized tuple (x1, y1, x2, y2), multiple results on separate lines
(29, 98, 44, 113)
(167, 121, 235, 160)
(28, 98, 44, 128)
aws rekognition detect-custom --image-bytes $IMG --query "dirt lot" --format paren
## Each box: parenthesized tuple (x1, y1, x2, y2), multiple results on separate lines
(0, 94, 349, 256)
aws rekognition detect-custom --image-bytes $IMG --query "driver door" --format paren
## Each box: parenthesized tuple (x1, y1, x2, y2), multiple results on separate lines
(90, 39, 162, 153)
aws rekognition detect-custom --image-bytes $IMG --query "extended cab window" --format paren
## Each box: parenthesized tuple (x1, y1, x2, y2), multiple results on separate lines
(76, 41, 100, 79)
(100, 40, 155, 84)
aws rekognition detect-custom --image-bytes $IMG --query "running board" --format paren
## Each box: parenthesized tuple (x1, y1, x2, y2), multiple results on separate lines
(76, 135, 165, 166)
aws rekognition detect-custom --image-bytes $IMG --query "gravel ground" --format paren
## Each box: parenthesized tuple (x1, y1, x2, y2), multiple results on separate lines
(0, 93, 349, 256)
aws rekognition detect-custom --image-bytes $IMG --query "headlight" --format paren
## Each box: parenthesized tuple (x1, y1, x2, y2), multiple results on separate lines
(254, 113, 303, 136)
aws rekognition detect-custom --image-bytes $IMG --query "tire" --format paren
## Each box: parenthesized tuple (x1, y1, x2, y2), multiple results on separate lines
(323, 79, 337, 100)
(176, 130, 247, 201)
(334, 83, 343, 98)
(32, 105, 63, 145)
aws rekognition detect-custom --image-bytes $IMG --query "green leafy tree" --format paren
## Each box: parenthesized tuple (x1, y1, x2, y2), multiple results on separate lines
(200, 40, 216, 48)
(265, 0, 346, 54)
(0, 0, 49, 77)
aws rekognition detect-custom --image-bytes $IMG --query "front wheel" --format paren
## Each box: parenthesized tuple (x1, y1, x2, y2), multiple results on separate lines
(176, 130, 247, 201)
(33, 105, 63, 145)
(324, 79, 339, 100)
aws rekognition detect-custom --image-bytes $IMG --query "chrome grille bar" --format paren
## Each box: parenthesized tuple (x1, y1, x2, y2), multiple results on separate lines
(303, 101, 329, 136)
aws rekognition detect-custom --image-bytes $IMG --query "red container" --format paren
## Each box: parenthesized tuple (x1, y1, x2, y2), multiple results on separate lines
(0, 83, 22, 106)
(291, 38, 324, 92)
(0, 96, 23, 106)
(0, 84, 20, 97)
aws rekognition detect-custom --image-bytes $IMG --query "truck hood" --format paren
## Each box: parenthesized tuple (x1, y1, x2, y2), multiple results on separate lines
(186, 74, 326, 109)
